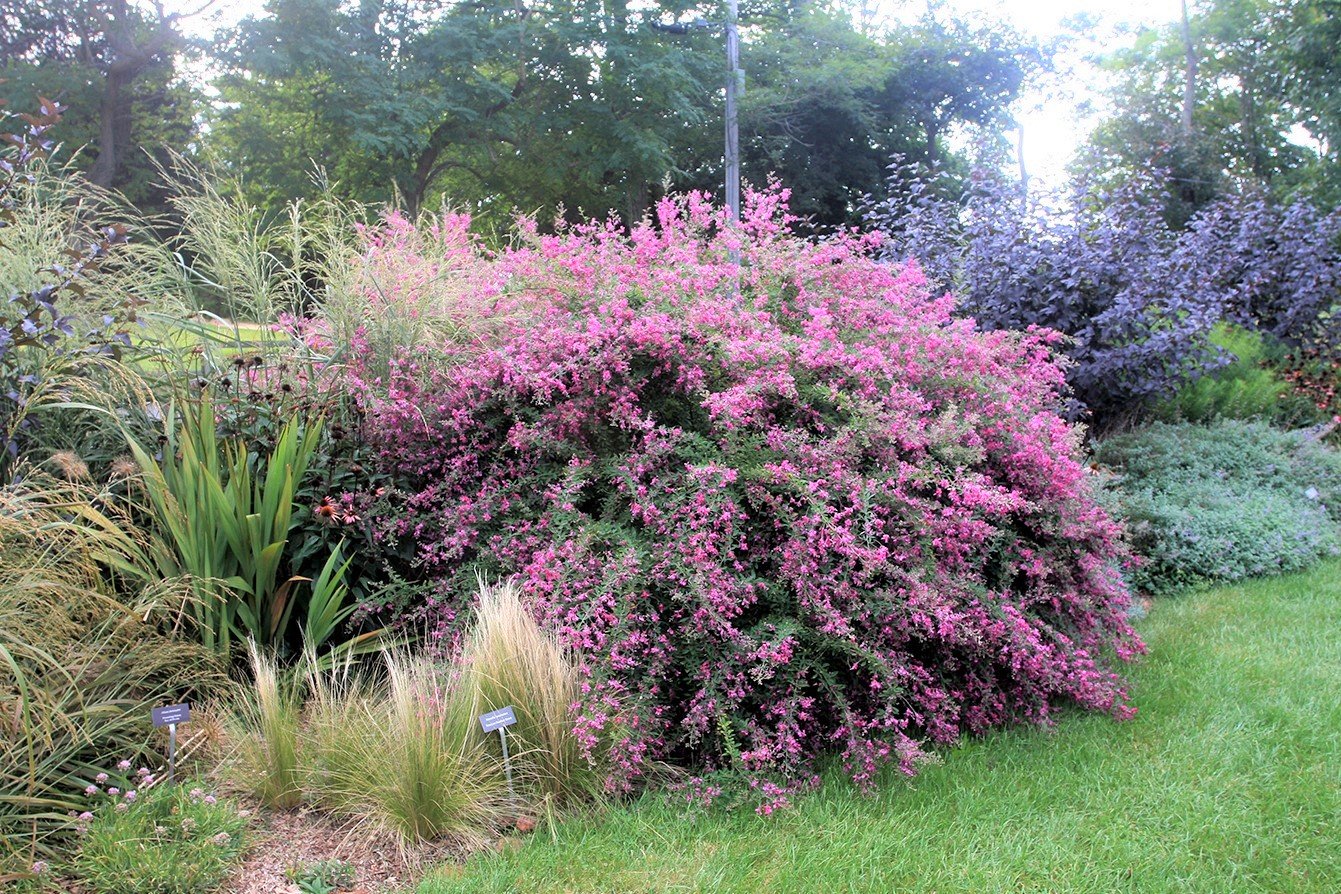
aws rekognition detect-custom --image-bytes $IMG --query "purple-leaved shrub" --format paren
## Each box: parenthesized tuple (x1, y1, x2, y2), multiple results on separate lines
(866, 162, 1341, 425)
(346, 189, 1144, 800)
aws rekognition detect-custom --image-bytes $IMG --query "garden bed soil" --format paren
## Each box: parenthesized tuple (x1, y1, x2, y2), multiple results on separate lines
(224, 806, 463, 894)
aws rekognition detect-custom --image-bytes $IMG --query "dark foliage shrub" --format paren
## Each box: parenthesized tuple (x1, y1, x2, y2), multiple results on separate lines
(348, 192, 1144, 800)
(1094, 420, 1341, 595)
(866, 163, 1341, 426)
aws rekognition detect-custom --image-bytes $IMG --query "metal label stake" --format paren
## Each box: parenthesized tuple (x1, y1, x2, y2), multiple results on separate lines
(478, 705, 519, 799)
(151, 703, 190, 784)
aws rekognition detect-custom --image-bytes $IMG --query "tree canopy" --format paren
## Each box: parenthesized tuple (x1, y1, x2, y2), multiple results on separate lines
(0, 0, 196, 210)
(204, 0, 1036, 228)
(1082, 0, 1341, 219)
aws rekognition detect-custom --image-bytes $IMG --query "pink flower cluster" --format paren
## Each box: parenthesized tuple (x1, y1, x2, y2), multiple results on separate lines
(349, 188, 1145, 792)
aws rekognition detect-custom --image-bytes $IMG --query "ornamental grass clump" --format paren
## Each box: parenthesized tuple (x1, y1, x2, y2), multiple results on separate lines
(348, 188, 1145, 799)
(228, 645, 302, 809)
(365, 651, 503, 844)
(0, 470, 221, 868)
(274, 647, 505, 845)
(459, 579, 599, 804)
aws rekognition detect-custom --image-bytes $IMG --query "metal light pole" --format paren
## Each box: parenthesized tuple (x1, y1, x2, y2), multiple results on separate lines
(724, 0, 741, 224)
(649, 4, 741, 223)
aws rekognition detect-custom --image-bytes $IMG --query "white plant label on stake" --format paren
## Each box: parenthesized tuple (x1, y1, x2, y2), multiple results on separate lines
(151, 703, 190, 784)
(479, 706, 519, 797)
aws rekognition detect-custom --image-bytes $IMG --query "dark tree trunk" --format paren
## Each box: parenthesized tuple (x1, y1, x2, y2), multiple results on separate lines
(88, 0, 179, 189)
(626, 177, 648, 225)
(90, 61, 127, 186)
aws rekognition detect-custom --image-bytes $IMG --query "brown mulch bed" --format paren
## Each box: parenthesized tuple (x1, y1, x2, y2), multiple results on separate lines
(223, 806, 466, 894)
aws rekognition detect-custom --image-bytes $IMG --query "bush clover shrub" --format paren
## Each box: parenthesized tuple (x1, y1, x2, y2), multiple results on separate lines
(348, 189, 1144, 799)
(1094, 420, 1341, 595)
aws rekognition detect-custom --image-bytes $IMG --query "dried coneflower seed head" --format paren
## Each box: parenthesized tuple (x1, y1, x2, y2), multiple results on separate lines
(49, 451, 90, 481)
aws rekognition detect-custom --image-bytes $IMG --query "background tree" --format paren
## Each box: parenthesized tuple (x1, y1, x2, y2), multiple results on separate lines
(206, 0, 1036, 229)
(703, 7, 1035, 227)
(0, 0, 198, 211)
(1275, 0, 1341, 204)
(209, 0, 719, 225)
(1081, 0, 1336, 221)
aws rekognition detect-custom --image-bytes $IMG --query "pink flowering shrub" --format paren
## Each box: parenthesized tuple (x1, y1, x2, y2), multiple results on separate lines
(349, 189, 1144, 794)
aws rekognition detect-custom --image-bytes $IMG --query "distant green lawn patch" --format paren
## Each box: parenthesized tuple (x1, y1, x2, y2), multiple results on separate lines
(420, 561, 1341, 894)
(138, 316, 278, 354)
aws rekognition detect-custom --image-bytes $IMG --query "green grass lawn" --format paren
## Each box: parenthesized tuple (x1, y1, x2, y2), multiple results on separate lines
(420, 560, 1341, 894)
(139, 318, 276, 352)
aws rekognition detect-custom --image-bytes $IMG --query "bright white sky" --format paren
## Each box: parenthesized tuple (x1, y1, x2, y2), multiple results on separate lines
(173, 0, 1183, 188)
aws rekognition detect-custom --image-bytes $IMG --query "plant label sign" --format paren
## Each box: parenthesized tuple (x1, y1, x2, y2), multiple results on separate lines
(478, 706, 517, 733)
(479, 706, 519, 798)
(151, 703, 189, 784)
(151, 703, 190, 728)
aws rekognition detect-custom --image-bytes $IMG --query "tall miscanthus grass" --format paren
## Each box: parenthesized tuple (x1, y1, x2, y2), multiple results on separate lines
(0, 470, 221, 867)
(318, 206, 512, 380)
(4, 352, 151, 477)
(130, 159, 530, 402)
(157, 155, 361, 326)
(0, 159, 188, 323)
(0, 158, 183, 477)
(460, 579, 600, 804)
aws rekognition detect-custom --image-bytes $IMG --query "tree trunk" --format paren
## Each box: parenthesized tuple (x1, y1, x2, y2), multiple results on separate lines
(88, 0, 179, 189)
(626, 177, 648, 225)
(90, 62, 126, 187)
(1180, 0, 1197, 138)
